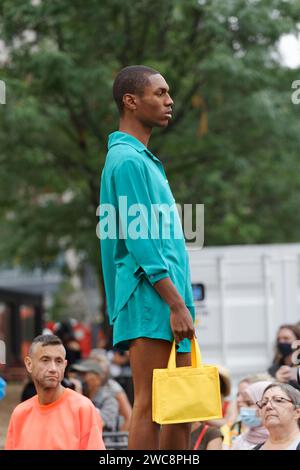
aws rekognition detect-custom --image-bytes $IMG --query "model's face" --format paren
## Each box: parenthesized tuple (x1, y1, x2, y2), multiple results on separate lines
(25, 344, 67, 391)
(132, 74, 174, 128)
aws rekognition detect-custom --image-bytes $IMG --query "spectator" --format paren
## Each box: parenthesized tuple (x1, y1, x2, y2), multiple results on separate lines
(226, 372, 273, 446)
(223, 376, 252, 448)
(218, 366, 232, 419)
(190, 423, 223, 450)
(89, 349, 132, 431)
(107, 349, 134, 406)
(231, 381, 271, 450)
(254, 383, 300, 450)
(5, 335, 105, 450)
(268, 324, 300, 390)
(71, 359, 119, 432)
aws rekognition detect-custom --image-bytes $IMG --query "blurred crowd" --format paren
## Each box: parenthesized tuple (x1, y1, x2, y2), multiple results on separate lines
(191, 321, 300, 450)
(1, 320, 300, 450)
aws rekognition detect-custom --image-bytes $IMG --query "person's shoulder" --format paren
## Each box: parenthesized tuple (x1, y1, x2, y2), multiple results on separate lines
(108, 378, 123, 395)
(268, 363, 279, 376)
(64, 388, 94, 409)
(105, 146, 145, 180)
(107, 141, 140, 163)
(93, 384, 114, 403)
(251, 442, 264, 450)
(11, 395, 37, 419)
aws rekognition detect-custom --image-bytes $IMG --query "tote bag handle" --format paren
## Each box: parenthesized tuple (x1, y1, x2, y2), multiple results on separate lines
(167, 337, 203, 370)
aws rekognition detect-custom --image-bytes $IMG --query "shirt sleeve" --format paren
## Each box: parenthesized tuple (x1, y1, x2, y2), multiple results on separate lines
(79, 404, 106, 450)
(114, 158, 170, 285)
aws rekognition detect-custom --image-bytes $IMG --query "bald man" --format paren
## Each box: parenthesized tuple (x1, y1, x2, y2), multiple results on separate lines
(5, 334, 105, 450)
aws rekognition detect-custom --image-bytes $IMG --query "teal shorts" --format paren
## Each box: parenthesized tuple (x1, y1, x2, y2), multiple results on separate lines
(113, 277, 195, 353)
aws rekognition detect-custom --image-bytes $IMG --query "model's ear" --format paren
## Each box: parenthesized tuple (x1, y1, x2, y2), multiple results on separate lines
(24, 356, 33, 374)
(123, 93, 137, 111)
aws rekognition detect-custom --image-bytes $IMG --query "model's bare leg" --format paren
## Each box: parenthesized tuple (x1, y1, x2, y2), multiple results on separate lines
(159, 351, 192, 450)
(128, 338, 192, 450)
(128, 338, 172, 450)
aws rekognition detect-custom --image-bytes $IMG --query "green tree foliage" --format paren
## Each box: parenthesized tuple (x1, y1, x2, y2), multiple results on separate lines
(0, 0, 300, 285)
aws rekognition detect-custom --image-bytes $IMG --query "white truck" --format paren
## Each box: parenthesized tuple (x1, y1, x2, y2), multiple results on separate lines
(188, 243, 300, 384)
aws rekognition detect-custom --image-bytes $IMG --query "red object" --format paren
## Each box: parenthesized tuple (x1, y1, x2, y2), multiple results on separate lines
(20, 306, 34, 320)
(73, 322, 91, 358)
(193, 424, 209, 450)
(45, 321, 55, 332)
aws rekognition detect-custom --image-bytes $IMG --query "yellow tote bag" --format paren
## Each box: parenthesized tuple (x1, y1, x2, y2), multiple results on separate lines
(152, 337, 223, 425)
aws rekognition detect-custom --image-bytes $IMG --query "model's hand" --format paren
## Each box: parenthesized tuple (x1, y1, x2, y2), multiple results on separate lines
(170, 302, 195, 344)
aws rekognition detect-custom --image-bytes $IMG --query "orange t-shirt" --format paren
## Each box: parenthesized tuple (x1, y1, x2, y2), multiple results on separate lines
(5, 388, 105, 450)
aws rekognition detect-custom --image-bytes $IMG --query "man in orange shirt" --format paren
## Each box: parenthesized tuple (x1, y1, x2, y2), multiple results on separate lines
(5, 334, 105, 450)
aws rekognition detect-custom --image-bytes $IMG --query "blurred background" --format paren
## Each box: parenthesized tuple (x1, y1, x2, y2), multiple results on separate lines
(0, 0, 300, 449)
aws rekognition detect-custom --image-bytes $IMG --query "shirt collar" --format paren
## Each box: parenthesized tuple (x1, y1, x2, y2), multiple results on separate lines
(108, 131, 161, 163)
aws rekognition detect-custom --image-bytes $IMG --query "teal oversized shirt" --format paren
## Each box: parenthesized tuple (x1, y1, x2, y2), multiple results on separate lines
(100, 131, 194, 326)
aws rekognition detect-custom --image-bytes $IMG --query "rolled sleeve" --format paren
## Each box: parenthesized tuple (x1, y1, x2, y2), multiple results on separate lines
(147, 271, 170, 286)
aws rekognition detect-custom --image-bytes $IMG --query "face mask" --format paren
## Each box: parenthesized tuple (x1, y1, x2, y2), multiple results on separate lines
(239, 407, 262, 428)
(277, 342, 293, 358)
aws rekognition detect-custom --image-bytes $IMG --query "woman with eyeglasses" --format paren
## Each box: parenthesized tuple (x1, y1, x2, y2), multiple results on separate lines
(231, 381, 271, 450)
(253, 383, 300, 450)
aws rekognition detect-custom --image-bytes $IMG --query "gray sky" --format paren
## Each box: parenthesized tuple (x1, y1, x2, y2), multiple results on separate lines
(279, 34, 300, 68)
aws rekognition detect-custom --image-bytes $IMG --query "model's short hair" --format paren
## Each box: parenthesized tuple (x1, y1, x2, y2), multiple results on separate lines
(113, 65, 159, 113)
(29, 334, 64, 356)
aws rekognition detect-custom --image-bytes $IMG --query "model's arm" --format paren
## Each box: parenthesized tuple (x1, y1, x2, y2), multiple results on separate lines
(153, 277, 194, 344)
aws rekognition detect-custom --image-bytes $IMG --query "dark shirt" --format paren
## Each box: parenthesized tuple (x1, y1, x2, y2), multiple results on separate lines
(268, 364, 300, 390)
(190, 424, 223, 450)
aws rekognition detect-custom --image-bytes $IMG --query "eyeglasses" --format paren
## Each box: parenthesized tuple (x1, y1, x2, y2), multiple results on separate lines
(256, 396, 294, 410)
